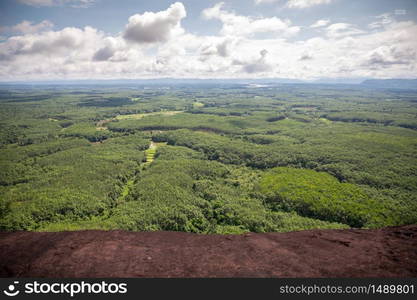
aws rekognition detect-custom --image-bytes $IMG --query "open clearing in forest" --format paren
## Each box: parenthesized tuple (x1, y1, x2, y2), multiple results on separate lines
(319, 117, 332, 124)
(193, 102, 204, 108)
(95, 111, 183, 130)
(115, 111, 183, 120)
(144, 141, 167, 163)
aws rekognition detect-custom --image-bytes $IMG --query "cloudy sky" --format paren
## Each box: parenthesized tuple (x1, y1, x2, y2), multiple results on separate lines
(0, 0, 416, 81)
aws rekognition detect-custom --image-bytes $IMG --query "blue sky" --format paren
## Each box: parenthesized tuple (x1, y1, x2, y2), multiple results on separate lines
(0, 0, 416, 81)
(2, 0, 416, 36)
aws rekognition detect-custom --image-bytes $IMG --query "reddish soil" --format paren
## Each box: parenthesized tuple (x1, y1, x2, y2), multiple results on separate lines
(0, 225, 416, 278)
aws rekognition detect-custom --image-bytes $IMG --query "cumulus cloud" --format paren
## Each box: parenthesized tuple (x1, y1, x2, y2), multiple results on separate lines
(299, 53, 313, 60)
(92, 36, 129, 62)
(310, 19, 330, 28)
(92, 46, 114, 61)
(0, 20, 53, 35)
(202, 2, 299, 38)
(1, 2, 417, 81)
(123, 2, 186, 44)
(363, 45, 416, 68)
(232, 49, 273, 73)
(286, 0, 333, 9)
(200, 37, 235, 59)
(216, 39, 230, 57)
(0, 26, 103, 62)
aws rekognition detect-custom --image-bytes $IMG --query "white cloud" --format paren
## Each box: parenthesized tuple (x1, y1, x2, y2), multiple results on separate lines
(0, 26, 103, 61)
(359, 22, 417, 70)
(364, 45, 416, 68)
(286, 0, 333, 9)
(200, 37, 234, 58)
(394, 9, 406, 15)
(299, 52, 313, 60)
(0, 25, 147, 80)
(239, 49, 274, 73)
(310, 19, 330, 28)
(254, 0, 280, 4)
(325, 23, 364, 38)
(1, 2, 417, 81)
(369, 13, 393, 29)
(17, 0, 95, 8)
(202, 2, 299, 38)
(123, 2, 186, 44)
(0, 20, 54, 35)
(92, 37, 129, 62)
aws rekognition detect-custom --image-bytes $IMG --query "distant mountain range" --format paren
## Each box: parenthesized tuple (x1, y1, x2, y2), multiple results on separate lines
(1, 78, 416, 89)
(360, 79, 417, 89)
(0, 78, 305, 86)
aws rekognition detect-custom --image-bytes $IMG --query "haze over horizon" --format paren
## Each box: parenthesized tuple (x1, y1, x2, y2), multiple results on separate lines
(1, 0, 417, 82)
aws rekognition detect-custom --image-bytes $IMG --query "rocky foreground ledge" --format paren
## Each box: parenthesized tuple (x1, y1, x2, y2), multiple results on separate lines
(0, 226, 416, 278)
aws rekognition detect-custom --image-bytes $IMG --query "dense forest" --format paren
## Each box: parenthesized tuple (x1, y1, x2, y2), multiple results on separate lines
(0, 83, 416, 233)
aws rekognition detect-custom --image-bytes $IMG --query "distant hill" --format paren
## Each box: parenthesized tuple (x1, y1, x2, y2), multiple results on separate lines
(0, 78, 305, 86)
(2, 78, 417, 88)
(361, 79, 417, 89)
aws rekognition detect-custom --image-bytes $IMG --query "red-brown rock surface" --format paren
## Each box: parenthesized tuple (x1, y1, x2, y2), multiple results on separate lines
(1, 226, 416, 277)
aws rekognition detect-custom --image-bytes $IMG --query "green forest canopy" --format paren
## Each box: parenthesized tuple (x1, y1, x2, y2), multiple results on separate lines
(0, 85, 416, 233)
